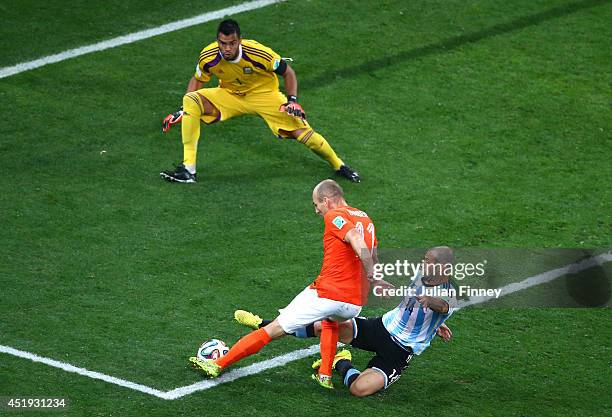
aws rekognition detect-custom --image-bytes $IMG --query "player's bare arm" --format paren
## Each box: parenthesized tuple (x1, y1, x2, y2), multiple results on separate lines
(186, 76, 204, 93)
(372, 246, 380, 265)
(416, 295, 450, 314)
(344, 228, 374, 279)
(281, 63, 298, 97)
(344, 228, 394, 294)
(278, 62, 306, 122)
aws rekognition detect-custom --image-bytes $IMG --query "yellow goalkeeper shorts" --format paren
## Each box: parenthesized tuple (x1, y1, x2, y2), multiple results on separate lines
(195, 87, 310, 138)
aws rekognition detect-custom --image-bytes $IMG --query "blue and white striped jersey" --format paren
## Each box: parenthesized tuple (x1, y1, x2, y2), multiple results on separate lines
(382, 272, 456, 355)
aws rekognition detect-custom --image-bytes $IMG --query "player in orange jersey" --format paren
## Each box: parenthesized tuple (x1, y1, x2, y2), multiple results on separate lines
(235, 247, 456, 397)
(189, 179, 392, 388)
(160, 19, 360, 183)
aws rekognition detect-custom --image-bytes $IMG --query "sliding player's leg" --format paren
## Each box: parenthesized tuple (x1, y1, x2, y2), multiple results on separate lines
(338, 365, 386, 397)
(337, 317, 412, 397)
(338, 348, 410, 397)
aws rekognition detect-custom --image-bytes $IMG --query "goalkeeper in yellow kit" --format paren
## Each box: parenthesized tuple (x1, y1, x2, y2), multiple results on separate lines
(160, 19, 360, 183)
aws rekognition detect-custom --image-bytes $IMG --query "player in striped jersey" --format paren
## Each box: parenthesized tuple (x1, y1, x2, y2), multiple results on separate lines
(160, 19, 360, 183)
(234, 246, 456, 396)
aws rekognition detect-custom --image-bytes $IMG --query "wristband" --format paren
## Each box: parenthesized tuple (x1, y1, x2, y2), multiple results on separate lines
(287, 95, 298, 103)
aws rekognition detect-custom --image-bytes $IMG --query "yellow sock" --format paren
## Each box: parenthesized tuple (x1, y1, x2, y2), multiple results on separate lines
(182, 93, 202, 169)
(298, 130, 344, 170)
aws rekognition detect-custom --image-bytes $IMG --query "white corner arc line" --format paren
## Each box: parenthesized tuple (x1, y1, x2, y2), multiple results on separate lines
(0, 0, 285, 80)
(162, 344, 321, 400)
(1, 252, 610, 399)
(0, 345, 167, 399)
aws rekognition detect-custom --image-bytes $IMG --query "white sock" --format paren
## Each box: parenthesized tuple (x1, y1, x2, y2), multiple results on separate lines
(184, 164, 196, 174)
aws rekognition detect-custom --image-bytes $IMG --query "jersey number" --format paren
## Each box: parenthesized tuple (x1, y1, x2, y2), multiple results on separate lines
(355, 222, 375, 250)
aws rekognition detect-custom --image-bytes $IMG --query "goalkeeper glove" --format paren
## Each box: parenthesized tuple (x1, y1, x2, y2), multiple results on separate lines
(280, 95, 306, 120)
(162, 107, 184, 133)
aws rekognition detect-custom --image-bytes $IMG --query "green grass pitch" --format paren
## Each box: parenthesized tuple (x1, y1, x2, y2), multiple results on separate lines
(1, 0, 610, 416)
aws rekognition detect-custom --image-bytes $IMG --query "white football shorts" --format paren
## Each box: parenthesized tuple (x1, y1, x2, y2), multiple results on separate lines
(277, 286, 362, 334)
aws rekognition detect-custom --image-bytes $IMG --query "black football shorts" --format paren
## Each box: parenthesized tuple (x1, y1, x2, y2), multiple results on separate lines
(349, 316, 413, 388)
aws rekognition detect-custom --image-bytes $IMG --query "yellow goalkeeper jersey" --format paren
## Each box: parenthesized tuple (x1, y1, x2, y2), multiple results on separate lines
(194, 39, 282, 95)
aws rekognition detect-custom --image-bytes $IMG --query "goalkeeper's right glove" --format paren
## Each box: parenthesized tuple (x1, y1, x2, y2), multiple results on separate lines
(280, 95, 306, 120)
(162, 107, 184, 133)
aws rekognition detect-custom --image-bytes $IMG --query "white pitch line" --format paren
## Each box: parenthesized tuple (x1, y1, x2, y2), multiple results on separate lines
(1, 251, 610, 399)
(457, 251, 612, 308)
(162, 344, 321, 400)
(0, 344, 167, 399)
(0, 0, 285, 80)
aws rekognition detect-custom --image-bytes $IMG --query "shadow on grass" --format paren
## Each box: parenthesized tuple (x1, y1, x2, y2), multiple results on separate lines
(302, 0, 610, 90)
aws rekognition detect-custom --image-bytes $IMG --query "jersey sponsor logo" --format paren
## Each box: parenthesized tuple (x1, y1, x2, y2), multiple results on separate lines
(272, 59, 280, 70)
(243, 67, 253, 74)
(332, 216, 347, 230)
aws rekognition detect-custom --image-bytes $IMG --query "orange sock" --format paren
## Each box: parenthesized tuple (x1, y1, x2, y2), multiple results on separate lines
(319, 320, 339, 377)
(216, 328, 271, 369)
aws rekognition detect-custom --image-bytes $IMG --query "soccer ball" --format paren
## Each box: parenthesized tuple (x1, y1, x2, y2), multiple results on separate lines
(197, 339, 229, 360)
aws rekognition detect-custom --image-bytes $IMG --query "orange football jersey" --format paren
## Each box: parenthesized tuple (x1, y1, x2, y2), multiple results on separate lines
(310, 205, 377, 306)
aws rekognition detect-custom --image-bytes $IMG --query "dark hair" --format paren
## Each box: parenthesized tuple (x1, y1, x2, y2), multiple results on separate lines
(217, 19, 241, 37)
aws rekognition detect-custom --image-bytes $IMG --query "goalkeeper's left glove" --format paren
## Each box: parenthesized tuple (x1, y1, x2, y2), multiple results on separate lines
(280, 95, 306, 120)
(162, 107, 184, 133)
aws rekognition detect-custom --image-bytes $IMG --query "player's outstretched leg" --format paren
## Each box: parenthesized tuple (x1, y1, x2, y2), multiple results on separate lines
(190, 321, 285, 378)
(295, 129, 361, 183)
(190, 328, 271, 378)
(189, 356, 222, 377)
